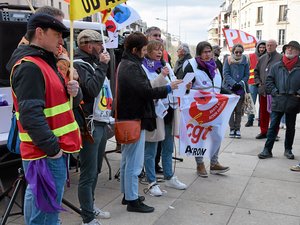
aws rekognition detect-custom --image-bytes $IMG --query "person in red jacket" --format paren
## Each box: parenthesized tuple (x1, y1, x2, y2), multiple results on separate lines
(245, 41, 266, 127)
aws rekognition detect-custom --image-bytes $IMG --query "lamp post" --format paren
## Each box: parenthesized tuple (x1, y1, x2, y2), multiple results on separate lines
(155, 0, 169, 50)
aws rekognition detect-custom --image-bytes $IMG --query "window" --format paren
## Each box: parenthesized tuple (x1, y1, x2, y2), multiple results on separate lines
(256, 30, 262, 40)
(278, 29, 285, 45)
(50, 0, 53, 6)
(257, 7, 263, 23)
(279, 5, 288, 21)
(59, 2, 62, 10)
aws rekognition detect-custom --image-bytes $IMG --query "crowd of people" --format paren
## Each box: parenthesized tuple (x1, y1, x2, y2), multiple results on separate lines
(6, 5, 300, 225)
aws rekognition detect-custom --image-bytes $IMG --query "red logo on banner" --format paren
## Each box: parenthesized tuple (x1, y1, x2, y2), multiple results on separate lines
(223, 28, 257, 51)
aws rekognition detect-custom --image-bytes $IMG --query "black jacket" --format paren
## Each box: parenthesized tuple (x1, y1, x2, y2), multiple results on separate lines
(73, 48, 107, 117)
(117, 51, 169, 131)
(174, 53, 192, 79)
(266, 59, 300, 113)
(7, 45, 82, 156)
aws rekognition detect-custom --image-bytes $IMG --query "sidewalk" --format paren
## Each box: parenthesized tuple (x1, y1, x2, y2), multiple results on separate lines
(1, 116, 300, 225)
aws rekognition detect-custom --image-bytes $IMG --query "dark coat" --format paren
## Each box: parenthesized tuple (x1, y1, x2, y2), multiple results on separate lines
(266, 59, 300, 113)
(74, 48, 107, 117)
(116, 51, 169, 131)
(254, 51, 282, 95)
(174, 53, 192, 79)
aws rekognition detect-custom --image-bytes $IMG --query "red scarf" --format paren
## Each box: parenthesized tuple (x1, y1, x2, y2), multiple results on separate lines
(282, 55, 298, 71)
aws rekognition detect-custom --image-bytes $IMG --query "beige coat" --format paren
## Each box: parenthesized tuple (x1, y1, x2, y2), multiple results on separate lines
(145, 74, 168, 142)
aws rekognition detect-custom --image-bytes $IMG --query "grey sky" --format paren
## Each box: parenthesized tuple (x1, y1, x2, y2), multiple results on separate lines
(127, 0, 224, 46)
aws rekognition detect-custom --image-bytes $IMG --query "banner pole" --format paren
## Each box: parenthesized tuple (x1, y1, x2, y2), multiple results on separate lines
(97, 12, 107, 52)
(69, 20, 74, 109)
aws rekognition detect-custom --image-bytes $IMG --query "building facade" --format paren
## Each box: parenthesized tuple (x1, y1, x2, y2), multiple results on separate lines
(209, 0, 300, 51)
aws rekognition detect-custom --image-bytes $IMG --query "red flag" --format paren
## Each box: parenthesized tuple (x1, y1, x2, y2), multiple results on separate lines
(222, 28, 257, 51)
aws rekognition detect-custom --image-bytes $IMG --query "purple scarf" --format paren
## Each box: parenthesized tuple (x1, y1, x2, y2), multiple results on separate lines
(195, 57, 217, 79)
(25, 158, 66, 213)
(142, 57, 163, 73)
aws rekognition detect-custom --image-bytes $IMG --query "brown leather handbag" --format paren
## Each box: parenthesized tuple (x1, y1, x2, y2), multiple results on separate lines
(114, 64, 141, 144)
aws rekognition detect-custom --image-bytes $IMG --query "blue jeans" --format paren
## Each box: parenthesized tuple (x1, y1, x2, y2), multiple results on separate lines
(248, 84, 258, 121)
(78, 123, 107, 223)
(120, 130, 145, 201)
(195, 147, 219, 165)
(160, 124, 174, 180)
(144, 141, 158, 184)
(23, 156, 67, 225)
(144, 124, 174, 183)
(263, 111, 297, 152)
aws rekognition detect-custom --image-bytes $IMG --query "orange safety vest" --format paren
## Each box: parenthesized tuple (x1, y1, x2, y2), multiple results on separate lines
(11, 56, 81, 160)
(248, 53, 258, 85)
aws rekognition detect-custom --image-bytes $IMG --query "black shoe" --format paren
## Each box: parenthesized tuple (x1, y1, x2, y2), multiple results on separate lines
(256, 133, 267, 139)
(155, 165, 163, 174)
(284, 149, 295, 160)
(122, 195, 145, 205)
(258, 149, 273, 159)
(127, 199, 154, 213)
(245, 121, 253, 127)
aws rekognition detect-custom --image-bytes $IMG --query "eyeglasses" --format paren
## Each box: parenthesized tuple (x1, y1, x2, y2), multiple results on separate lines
(234, 51, 242, 54)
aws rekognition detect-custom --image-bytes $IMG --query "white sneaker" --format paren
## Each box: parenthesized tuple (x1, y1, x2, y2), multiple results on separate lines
(93, 205, 111, 219)
(148, 182, 163, 196)
(82, 219, 102, 225)
(165, 176, 187, 190)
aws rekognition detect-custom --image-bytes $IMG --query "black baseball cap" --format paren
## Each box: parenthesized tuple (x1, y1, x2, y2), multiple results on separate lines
(27, 13, 69, 38)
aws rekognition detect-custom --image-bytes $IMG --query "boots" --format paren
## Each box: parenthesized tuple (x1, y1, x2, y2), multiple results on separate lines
(196, 163, 208, 177)
(245, 120, 253, 127)
(122, 194, 145, 205)
(258, 149, 273, 159)
(284, 149, 294, 159)
(127, 198, 154, 213)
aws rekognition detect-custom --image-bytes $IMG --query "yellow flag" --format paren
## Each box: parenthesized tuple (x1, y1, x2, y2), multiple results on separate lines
(69, 0, 126, 20)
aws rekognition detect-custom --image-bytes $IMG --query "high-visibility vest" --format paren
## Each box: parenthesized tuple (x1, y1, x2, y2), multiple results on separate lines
(248, 53, 258, 85)
(11, 56, 81, 160)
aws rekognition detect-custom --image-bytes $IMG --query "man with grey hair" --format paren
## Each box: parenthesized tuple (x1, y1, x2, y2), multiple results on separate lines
(174, 43, 192, 79)
(254, 39, 282, 141)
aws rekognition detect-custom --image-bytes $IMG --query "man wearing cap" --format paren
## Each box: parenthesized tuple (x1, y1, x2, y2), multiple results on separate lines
(74, 29, 111, 225)
(212, 45, 223, 79)
(7, 13, 82, 225)
(258, 41, 300, 160)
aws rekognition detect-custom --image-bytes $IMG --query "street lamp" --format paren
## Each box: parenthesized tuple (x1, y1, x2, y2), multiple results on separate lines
(155, 0, 169, 50)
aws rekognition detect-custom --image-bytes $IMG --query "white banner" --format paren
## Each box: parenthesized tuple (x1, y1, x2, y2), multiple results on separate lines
(179, 90, 239, 158)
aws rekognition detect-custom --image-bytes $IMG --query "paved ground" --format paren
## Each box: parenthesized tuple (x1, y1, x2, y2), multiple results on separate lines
(1, 115, 300, 225)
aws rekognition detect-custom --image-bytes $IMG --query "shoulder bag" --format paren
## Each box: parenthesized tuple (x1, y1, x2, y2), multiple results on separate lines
(114, 64, 141, 144)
